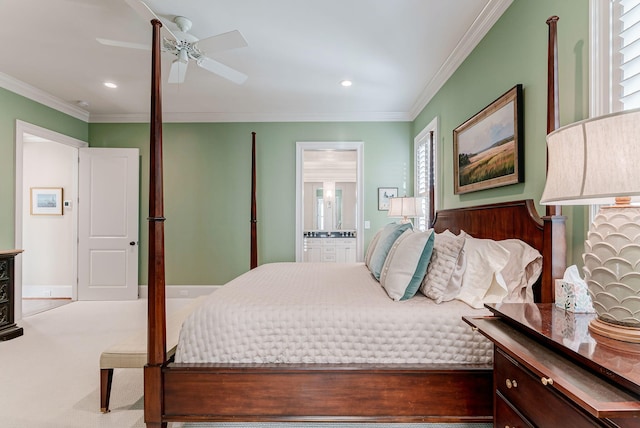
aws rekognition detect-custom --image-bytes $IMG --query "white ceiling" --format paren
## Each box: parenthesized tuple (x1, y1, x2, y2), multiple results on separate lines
(0, 0, 512, 123)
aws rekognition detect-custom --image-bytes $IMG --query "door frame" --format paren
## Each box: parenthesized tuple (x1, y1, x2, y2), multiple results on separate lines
(295, 141, 364, 262)
(14, 120, 87, 320)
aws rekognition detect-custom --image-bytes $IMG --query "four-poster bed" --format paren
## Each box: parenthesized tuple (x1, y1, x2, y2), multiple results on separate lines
(142, 16, 566, 428)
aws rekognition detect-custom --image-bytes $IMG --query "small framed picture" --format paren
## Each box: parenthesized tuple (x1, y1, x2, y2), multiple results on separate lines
(30, 187, 63, 215)
(378, 187, 398, 211)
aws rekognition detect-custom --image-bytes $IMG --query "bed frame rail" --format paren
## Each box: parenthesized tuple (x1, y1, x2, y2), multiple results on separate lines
(161, 363, 492, 423)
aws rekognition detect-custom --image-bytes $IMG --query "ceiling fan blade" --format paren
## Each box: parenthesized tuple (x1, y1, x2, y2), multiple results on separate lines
(96, 38, 150, 50)
(196, 30, 248, 54)
(168, 60, 188, 84)
(125, 0, 177, 40)
(197, 56, 248, 85)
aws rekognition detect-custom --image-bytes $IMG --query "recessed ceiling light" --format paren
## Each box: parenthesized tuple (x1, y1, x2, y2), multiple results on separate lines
(340, 80, 353, 87)
(103, 81, 118, 89)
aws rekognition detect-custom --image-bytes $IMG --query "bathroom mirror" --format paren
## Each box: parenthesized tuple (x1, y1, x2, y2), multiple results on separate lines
(295, 142, 364, 262)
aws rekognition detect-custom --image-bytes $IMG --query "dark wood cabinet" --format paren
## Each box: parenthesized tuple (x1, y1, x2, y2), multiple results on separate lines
(464, 303, 640, 427)
(0, 250, 23, 341)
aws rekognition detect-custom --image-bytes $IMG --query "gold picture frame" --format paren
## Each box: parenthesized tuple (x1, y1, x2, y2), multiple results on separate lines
(453, 84, 524, 194)
(30, 187, 63, 215)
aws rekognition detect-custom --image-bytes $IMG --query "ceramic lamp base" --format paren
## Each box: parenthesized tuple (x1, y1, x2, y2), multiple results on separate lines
(583, 205, 640, 336)
(588, 317, 640, 344)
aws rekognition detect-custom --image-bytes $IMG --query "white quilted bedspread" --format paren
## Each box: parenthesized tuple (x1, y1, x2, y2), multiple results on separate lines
(175, 262, 492, 365)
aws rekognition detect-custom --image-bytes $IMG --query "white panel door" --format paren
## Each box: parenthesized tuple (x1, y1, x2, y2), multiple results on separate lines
(78, 148, 139, 300)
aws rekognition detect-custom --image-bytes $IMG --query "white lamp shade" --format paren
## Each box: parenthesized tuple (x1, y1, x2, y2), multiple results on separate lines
(541, 108, 640, 205)
(388, 197, 424, 219)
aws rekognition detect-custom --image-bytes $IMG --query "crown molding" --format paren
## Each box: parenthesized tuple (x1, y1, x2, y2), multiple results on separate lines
(409, 0, 513, 120)
(2, 1, 511, 125)
(89, 110, 411, 123)
(0, 72, 89, 122)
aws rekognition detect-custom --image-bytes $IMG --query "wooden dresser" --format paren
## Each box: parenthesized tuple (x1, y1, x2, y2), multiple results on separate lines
(0, 249, 23, 341)
(464, 303, 640, 427)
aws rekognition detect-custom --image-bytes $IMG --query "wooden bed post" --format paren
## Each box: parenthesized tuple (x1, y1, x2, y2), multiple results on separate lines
(144, 18, 167, 428)
(545, 15, 561, 219)
(541, 15, 566, 303)
(250, 131, 258, 269)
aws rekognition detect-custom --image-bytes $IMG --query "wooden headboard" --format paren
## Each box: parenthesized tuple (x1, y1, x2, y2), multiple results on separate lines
(432, 199, 565, 303)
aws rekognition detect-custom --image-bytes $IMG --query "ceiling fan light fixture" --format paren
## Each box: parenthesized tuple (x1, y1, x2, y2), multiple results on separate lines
(340, 80, 353, 87)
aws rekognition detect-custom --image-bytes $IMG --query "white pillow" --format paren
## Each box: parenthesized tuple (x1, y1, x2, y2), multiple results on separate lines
(365, 228, 383, 268)
(455, 235, 510, 309)
(499, 239, 542, 303)
(380, 229, 435, 301)
(420, 232, 466, 303)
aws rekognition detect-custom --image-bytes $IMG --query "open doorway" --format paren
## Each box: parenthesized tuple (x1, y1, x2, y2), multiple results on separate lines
(295, 141, 364, 262)
(14, 121, 87, 319)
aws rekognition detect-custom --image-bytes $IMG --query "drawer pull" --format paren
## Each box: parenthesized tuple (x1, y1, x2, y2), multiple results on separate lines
(505, 378, 518, 389)
(541, 376, 554, 386)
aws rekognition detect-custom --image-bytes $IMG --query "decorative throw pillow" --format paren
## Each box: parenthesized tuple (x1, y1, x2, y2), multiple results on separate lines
(455, 235, 510, 309)
(420, 231, 466, 303)
(380, 229, 435, 301)
(368, 222, 413, 280)
(364, 228, 383, 268)
(499, 239, 543, 303)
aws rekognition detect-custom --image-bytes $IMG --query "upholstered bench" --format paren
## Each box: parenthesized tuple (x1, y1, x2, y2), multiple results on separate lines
(99, 295, 208, 413)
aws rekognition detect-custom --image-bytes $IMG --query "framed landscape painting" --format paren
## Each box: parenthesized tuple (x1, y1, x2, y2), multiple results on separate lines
(453, 84, 524, 194)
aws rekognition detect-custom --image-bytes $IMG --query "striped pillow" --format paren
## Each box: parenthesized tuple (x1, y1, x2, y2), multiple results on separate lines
(380, 229, 435, 301)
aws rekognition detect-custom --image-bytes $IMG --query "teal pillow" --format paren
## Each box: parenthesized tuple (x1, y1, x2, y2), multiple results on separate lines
(380, 229, 435, 301)
(368, 222, 413, 280)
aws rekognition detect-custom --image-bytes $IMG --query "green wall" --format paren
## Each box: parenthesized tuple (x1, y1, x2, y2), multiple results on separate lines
(89, 121, 411, 285)
(1, 0, 591, 285)
(0, 88, 87, 248)
(413, 0, 589, 266)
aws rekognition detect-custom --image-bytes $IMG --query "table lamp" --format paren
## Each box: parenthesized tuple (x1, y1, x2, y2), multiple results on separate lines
(388, 197, 424, 224)
(541, 108, 640, 343)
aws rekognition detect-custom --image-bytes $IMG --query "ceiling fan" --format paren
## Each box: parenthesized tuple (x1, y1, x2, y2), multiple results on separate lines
(97, 0, 248, 84)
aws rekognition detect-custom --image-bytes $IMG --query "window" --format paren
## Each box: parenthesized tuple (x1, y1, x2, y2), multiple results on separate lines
(414, 117, 438, 231)
(592, 0, 640, 114)
(614, 0, 640, 110)
(590, 0, 640, 216)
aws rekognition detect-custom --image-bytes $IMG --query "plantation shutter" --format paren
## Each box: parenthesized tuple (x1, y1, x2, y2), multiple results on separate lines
(415, 131, 434, 231)
(614, 0, 640, 110)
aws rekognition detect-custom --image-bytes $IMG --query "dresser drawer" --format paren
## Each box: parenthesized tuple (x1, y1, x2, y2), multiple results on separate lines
(495, 348, 599, 427)
(333, 238, 355, 246)
(495, 390, 534, 428)
(322, 254, 336, 262)
(0, 280, 8, 303)
(0, 302, 10, 328)
(0, 259, 8, 280)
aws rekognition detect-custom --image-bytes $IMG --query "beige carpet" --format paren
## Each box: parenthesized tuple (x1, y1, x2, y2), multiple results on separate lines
(0, 299, 192, 428)
(0, 299, 490, 428)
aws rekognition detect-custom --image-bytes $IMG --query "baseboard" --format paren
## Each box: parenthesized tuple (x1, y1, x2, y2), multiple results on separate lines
(138, 285, 221, 299)
(22, 285, 73, 298)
